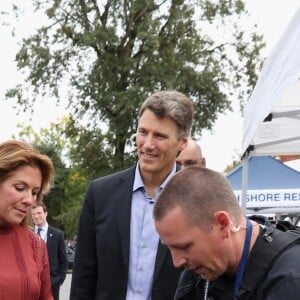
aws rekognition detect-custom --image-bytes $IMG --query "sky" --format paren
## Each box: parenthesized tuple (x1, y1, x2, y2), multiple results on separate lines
(198, 0, 300, 171)
(1, 0, 300, 172)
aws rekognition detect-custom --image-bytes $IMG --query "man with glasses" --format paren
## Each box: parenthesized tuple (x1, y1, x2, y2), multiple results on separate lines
(176, 139, 206, 168)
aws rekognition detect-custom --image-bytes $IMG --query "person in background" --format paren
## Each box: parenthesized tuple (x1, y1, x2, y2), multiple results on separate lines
(31, 203, 68, 300)
(175, 138, 207, 298)
(154, 166, 300, 300)
(70, 90, 193, 300)
(0, 140, 54, 300)
(176, 139, 206, 168)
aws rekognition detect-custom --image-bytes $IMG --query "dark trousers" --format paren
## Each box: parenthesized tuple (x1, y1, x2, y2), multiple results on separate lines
(52, 285, 60, 300)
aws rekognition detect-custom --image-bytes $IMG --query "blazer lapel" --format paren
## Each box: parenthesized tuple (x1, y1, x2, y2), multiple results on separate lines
(116, 164, 177, 278)
(153, 164, 180, 280)
(46, 226, 54, 248)
(117, 167, 136, 272)
(47, 226, 53, 240)
(153, 240, 169, 281)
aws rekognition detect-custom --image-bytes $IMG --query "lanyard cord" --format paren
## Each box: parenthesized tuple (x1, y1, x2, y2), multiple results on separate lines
(233, 218, 252, 300)
(203, 280, 209, 300)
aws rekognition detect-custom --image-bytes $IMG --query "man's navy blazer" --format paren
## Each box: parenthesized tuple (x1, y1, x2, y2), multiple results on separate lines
(47, 225, 68, 287)
(70, 165, 182, 300)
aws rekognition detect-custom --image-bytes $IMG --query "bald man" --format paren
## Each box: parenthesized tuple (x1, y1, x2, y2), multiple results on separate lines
(176, 139, 206, 168)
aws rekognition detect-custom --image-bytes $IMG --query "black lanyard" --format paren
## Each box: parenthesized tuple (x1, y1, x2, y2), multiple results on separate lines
(233, 218, 252, 300)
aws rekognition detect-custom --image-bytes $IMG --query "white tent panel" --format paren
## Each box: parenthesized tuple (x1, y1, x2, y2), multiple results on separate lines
(240, 6, 300, 214)
(242, 7, 300, 156)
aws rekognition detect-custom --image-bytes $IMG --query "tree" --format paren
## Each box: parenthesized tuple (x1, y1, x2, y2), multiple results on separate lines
(5, 0, 265, 169)
(15, 120, 87, 237)
(15, 115, 129, 236)
(15, 124, 70, 228)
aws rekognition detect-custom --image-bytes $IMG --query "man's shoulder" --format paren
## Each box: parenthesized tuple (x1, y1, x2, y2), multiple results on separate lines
(239, 220, 300, 298)
(253, 234, 300, 299)
(270, 240, 300, 269)
(48, 225, 64, 236)
(253, 227, 300, 275)
(92, 165, 136, 186)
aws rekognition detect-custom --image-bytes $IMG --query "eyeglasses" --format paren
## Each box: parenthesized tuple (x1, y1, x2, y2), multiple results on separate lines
(176, 159, 204, 168)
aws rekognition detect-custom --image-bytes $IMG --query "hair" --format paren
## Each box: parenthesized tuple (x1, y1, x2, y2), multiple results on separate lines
(31, 202, 47, 213)
(139, 90, 193, 139)
(153, 166, 242, 230)
(0, 140, 54, 225)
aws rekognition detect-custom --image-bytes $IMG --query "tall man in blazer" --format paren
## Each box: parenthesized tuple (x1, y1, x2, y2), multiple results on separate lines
(70, 90, 194, 300)
(31, 203, 68, 300)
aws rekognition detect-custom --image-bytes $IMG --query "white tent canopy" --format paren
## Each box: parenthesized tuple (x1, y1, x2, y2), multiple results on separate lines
(241, 6, 300, 214)
(242, 6, 300, 157)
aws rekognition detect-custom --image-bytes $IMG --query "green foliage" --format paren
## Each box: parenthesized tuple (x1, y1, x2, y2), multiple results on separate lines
(4, 0, 266, 234)
(5, 0, 265, 166)
(15, 124, 69, 229)
(14, 121, 83, 237)
(55, 168, 87, 238)
(14, 116, 132, 237)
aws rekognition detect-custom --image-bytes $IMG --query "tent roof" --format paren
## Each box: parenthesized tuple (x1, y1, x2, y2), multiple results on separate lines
(242, 7, 300, 157)
(227, 156, 300, 190)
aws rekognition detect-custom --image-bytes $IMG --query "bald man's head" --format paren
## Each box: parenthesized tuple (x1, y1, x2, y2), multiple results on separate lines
(176, 140, 206, 168)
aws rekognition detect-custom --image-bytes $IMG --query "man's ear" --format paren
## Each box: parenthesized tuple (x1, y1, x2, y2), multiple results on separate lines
(213, 211, 231, 237)
(179, 135, 189, 151)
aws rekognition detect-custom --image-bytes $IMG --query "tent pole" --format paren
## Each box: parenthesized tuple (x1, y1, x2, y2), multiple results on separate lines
(241, 156, 249, 214)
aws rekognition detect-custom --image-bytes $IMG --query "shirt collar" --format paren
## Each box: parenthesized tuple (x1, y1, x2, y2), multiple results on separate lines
(35, 222, 48, 233)
(133, 162, 177, 192)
